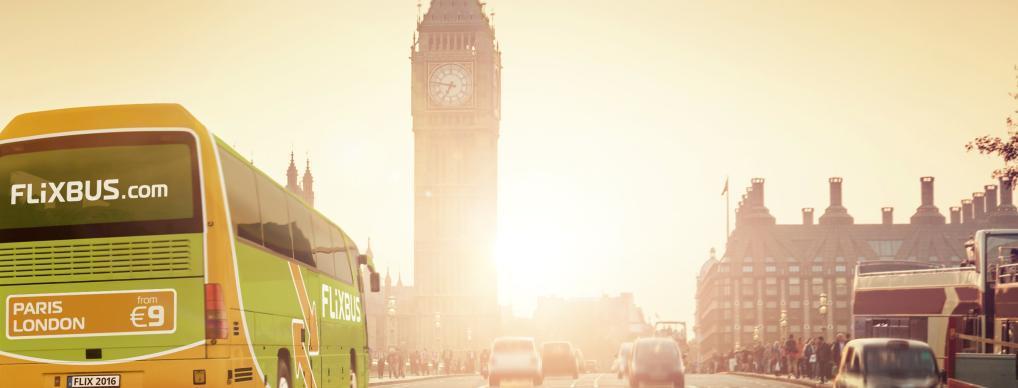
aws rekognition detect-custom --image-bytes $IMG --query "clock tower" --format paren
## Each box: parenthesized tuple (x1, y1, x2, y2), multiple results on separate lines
(411, 0, 501, 351)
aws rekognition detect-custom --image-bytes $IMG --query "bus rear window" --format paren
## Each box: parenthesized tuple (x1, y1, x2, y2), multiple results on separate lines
(0, 131, 202, 242)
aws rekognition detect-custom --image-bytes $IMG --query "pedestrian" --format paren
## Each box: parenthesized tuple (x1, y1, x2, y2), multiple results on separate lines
(815, 337, 832, 384)
(804, 338, 816, 380)
(783, 334, 799, 378)
(377, 353, 386, 379)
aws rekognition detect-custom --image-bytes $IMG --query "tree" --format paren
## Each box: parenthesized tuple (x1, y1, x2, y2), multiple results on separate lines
(967, 66, 1018, 180)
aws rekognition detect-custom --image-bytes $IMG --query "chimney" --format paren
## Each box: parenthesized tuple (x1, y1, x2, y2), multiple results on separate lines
(950, 206, 961, 225)
(985, 185, 999, 214)
(973, 192, 986, 221)
(819, 177, 854, 225)
(802, 208, 815, 225)
(830, 177, 843, 207)
(962, 199, 974, 224)
(751, 178, 765, 207)
(881, 207, 894, 225)
(740, 178, 776, 226)
(1002, 177, 1015, 208)
(991, 176, 1018, 223)
(910, 177, 946, 225)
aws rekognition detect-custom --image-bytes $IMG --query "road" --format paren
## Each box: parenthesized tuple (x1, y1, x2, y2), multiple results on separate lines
(370, 373, 806, 388)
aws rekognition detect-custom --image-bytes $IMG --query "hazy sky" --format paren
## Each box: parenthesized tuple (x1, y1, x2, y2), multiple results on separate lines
(2, 1, 1017, 327)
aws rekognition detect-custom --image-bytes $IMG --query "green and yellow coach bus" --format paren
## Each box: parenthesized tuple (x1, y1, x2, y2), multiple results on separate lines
(0, 104, 381, 388)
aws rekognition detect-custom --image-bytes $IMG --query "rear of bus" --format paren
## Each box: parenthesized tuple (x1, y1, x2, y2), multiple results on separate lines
(0, 107, 212, 387)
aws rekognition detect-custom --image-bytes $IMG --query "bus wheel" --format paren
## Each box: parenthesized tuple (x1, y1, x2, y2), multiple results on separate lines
(278, 357, 292, 388)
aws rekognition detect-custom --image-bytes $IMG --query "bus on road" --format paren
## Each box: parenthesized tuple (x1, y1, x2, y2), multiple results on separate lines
(0, 104, 381, 388)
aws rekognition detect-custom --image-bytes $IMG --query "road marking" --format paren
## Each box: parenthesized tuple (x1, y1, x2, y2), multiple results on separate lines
(593, 373, 604, 388)
(570, 374, 593, 388)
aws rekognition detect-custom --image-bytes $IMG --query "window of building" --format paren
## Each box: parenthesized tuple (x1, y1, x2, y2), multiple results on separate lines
(765, 286, 777, 296)
(742, 287, 755, 296)
(836, 277, 848, 285)
(812, 285, 824, 295)
(789, 277, 801, 285)
(814, 256, 824, 262)
(789, 285, 801, 296)
(764, 256, 774, 262)
(721, 286, 731, 296)
(723, 310, 732, 319)
(766, 301, 777, 309)
(766, 277, 777, 285)
(812, 278, 824, 285)
(766, 325, 777, 333)
(835, 256, 845, 262)
(868, 240, 903, 258)
(789, 265, 800, 273)
(742, 265, 753, 273)
(791, 326, 801, 333)
(719, 264, 730, 273)
(743, 326, 754, 333)
(743, 301, 754, 309)
(765, 265, 777, 273)
(790, 301, 801, 309)
(835, 301, 848, 309)
(742, 277, 754, 285)
(836, 325, 848, 333)
(836, 285, 849, 296)
(812, 265, 823, 273)
(835, 265, 847, 273)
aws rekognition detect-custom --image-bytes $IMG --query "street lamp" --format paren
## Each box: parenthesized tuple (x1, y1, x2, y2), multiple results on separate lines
(818, 293, 829, 316)
(779, 310, 788, 338)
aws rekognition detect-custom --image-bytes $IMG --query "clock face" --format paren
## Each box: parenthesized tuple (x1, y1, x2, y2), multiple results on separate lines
(428, 64, 473, 107)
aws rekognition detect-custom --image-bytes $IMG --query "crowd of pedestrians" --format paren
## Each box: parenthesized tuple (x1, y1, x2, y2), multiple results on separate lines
(372, 348, 491, 380)
(702, 332, 851, 384)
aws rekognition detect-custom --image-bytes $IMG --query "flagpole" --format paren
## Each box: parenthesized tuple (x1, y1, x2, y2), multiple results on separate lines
(725, 179, 730, 242)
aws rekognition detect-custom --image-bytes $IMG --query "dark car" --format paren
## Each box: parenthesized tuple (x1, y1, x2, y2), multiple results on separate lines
(628, 338, 685, 388)
(541, 341, 579, 379)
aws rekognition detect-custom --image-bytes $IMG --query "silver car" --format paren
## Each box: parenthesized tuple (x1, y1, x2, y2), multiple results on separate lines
(833, 338, 941, 388)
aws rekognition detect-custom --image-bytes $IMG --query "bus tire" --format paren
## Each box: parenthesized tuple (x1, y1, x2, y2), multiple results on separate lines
(278, 356, 292, 388)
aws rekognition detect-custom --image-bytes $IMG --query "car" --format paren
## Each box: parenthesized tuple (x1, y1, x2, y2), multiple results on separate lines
(487, 337, 543, 387)
(833, 338, 942, 388)
(616, 342, 634, 379)
(627, 338, 685, 388)
(541, 341, 579, 379)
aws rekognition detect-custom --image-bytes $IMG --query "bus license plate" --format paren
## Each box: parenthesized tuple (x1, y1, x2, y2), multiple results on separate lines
(68, 375, 120, 388)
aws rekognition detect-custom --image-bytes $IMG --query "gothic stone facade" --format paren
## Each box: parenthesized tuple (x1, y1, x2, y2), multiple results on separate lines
(695, 176, 1018, 357)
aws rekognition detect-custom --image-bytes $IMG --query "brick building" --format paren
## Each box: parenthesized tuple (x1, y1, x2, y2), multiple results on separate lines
(694, 176, 1018, 358)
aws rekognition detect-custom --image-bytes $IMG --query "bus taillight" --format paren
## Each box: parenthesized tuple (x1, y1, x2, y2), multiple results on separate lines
(205, 283, 228, 340)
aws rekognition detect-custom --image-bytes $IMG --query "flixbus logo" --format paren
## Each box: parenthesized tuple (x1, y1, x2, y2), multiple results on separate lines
(9, 179, 170, 205)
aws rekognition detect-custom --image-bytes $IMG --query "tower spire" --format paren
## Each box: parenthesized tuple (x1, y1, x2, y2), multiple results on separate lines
(286, 150, 301, 195)
(302, 154, 314, 207)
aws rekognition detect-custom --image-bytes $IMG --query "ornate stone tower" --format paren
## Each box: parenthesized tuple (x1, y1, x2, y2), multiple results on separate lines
(411, 0, 501, 351)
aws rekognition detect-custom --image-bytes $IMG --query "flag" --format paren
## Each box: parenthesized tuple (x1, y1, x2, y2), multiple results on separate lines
(721, 177, 729, 196)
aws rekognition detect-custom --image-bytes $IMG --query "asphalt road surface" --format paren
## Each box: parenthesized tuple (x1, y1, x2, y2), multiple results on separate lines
(371, 373, 806, 388)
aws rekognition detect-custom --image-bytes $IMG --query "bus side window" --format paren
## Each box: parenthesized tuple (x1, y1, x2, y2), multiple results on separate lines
(256, 176, 294, 258)
(288, 197, 316, 267)
(312, 215, 335, 277)
(330, 227, 354, 284)
(220, 150, 263, 244)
